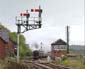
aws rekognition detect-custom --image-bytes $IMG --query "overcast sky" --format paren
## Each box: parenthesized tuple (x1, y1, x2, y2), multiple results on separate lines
(0, 0, 84, 51)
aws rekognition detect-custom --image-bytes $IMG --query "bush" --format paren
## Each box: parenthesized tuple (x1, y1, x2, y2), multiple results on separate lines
(5, 57, 16, 63)
(61, 55, 67, 61)
(0, 59, 4, 64)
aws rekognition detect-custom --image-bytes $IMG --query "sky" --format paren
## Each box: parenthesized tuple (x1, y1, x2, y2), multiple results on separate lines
(0, 0, 84, 52)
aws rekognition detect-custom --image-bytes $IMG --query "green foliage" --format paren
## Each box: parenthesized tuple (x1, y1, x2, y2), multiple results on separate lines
(0, 24, 10, 32)
(5, 57, 16, 62)
(0, 24, 5, 29)
(9, 32, 17, 42)
(0, 24, 32, 57)
(52, 56, 85, 69)
(26, 48, 32, 56)
(10, 32, 26, 57)
(60, 59, 84, 69)
(51, 60, 60, 65)
(19, 34, 26, 57)
(0, 59, 4, 64)
(9, 32, 32, 57)
(61, 55, 67, 61)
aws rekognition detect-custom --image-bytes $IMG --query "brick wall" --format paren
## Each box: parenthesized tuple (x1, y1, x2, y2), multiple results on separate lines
(52, 50, 67, 58)
(0, 38, 6, 59)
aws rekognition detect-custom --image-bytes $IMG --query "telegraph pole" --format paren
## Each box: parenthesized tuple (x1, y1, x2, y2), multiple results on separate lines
(40, 42, 43, 57)
(66, 26, 70, 53)
(16, 6, 42, 63)
(40, 42, 42, 51)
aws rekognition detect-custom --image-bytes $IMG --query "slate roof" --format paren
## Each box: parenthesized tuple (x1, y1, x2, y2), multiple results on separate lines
(0, 37, 7, 43)
(51, 39, 67, 45)
(0, 29, 9, 43)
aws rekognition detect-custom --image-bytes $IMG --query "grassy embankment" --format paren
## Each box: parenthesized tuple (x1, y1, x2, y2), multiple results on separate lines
(52, 55, 85, 69)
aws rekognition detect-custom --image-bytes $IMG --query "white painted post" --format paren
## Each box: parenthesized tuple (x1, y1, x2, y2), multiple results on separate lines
(17, 33, 20, 63)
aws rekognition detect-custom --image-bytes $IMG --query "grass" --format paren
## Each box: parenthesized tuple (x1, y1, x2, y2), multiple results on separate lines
(0, 57, 16, 69)
(60, 59, 84, 69)
(51, 55, 85, 69)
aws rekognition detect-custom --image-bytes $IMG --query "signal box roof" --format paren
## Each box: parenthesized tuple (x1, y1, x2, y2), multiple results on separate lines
(51, 39, 67, 45)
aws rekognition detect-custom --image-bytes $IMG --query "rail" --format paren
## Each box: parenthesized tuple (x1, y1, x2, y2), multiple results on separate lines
(23, 60, 70, 69)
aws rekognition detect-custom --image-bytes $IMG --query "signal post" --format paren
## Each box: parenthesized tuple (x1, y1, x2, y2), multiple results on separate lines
(16, 6, 42, 63)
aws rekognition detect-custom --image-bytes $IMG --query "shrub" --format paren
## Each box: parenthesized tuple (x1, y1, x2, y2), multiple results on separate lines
(4, 57, 16, 63)
(61, 55, 67, 61)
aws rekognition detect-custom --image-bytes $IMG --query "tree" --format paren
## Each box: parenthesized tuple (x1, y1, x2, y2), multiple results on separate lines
(9, 32, 29, 57)
(9, 32, 17, 42)
(0, 24, 32, 57)
(25, 44, 32, 56)
(0, 24, 10, 32)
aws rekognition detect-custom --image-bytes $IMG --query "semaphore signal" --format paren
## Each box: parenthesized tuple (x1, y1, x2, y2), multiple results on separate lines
(20, 13, 30, 17)
(31, 9, 42, 12)
(16, 6, 43, 63)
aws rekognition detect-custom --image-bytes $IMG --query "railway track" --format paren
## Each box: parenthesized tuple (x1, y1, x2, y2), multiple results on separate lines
(39, 63, 70, 69)
(23, 60, 70, 69)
